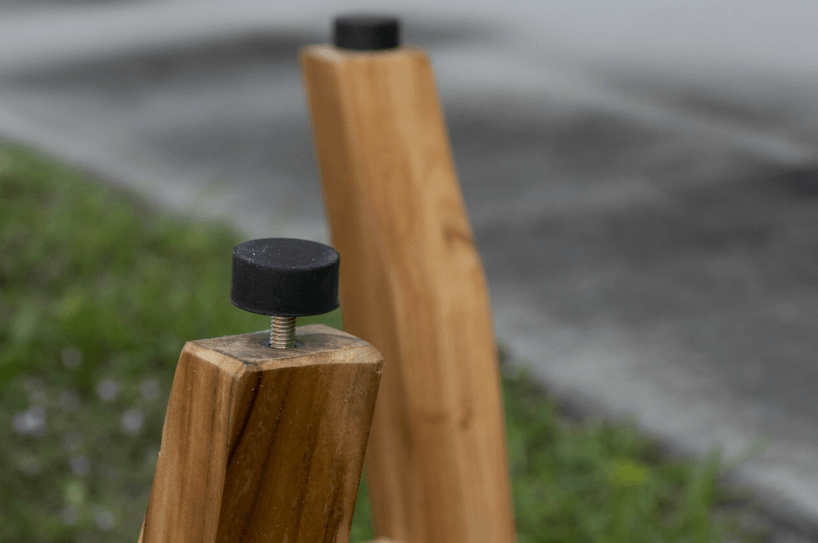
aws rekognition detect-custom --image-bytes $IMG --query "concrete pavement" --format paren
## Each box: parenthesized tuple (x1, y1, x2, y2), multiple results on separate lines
(1, 2, 818, 541)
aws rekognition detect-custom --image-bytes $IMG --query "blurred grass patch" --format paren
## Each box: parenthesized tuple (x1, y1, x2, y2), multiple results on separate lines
(0, 144, 771, 542)
(501, 362, 773, 543)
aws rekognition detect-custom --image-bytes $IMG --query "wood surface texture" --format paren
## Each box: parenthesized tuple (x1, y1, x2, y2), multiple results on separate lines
(300, 45, 516, 543)
(138, 324, 383, 543)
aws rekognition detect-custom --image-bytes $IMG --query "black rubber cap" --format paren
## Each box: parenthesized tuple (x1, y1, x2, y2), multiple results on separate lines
(230, 238, 340, 317)
(334, 16, 400, 51)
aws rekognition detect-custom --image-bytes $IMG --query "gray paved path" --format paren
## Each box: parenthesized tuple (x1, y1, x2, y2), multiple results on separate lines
(1, 3, 818, 541)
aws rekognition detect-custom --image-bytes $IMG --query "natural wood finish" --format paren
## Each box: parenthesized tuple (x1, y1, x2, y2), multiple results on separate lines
(301, 45, 516, 543)
(138, 324, 383, 543)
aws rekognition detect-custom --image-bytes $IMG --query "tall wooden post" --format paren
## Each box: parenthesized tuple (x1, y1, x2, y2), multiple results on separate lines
(138, 324, 383, 543)
(301, 38, 517, 543)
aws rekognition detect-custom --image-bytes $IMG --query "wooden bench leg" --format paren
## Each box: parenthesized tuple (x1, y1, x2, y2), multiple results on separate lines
(301, 44, 516, 543)
(138, 324, 383, 543)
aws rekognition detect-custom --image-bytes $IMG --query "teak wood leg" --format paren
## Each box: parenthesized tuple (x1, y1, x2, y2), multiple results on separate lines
(301, 45, 516, 543)
(138, 324, 383, 543)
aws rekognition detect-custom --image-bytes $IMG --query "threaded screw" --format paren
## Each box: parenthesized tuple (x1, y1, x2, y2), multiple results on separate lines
(270, 316, 297, 349)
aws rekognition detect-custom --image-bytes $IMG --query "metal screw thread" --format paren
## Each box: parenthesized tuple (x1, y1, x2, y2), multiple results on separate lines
(270, 316, 297, 349)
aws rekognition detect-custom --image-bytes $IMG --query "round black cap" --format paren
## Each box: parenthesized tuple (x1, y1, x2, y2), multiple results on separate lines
(334, 16, 400, 51)
(230, 238, 340, 317)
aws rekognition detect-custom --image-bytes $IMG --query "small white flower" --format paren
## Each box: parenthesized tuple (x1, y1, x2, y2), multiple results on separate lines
(59, 391, 81, 411)
(13, 406, 46, 437)
(60, 505, 79, 525)
(24, 378, 46, 405)
(96, 378, 119, 402)
(139, 379, 160, 401)
(24, 377, 44, 392)
(60, 347, 83, 370)
(94, 508, 116, 531)
(70, 455, 89, 476)
(121, 408, 144, 435)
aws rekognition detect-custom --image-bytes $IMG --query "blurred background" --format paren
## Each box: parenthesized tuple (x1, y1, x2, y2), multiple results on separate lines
(2, 0, 818, 541)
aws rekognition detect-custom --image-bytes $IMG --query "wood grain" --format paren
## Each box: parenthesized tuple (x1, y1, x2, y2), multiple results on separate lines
(138, 324, 383, 543)
(301, 45, 516, 543)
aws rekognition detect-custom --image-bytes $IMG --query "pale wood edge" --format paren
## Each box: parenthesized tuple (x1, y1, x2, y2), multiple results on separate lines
(300, 44, 425, 64)
(186, 324, 383, 378)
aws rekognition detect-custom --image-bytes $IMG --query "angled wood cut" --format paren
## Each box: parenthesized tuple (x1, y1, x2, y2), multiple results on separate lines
(138, 324, 383, 543)
(301, 45, 516, 543)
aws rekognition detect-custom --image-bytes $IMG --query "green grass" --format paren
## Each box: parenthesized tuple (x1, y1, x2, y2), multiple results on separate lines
(0, 144, 773, 542)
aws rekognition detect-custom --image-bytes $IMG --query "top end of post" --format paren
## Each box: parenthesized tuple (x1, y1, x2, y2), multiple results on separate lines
(334, 15, 401, 51)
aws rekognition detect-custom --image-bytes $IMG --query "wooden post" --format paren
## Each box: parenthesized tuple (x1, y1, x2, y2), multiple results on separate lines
(300, 45, 516, 543)
(138, 324, 383, 543)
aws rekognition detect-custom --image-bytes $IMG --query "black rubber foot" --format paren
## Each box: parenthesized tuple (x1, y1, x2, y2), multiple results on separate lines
(334, 15, 400, 51)
(230, 238, 340, 317)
